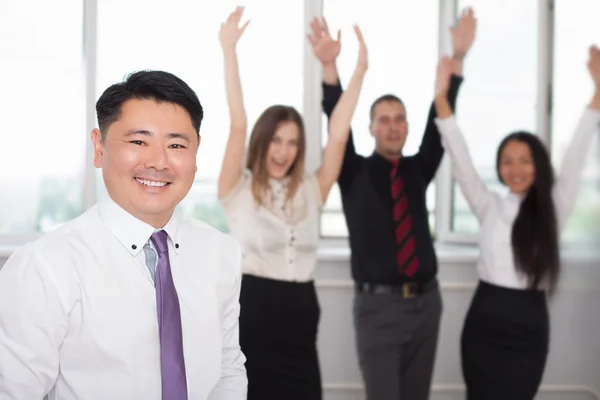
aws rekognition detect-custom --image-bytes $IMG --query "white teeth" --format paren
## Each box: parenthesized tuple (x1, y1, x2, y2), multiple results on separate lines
(136, 178, 168, 187)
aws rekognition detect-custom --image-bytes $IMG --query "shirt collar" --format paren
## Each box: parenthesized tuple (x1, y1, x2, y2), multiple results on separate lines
(371, 151, 403, 169)
(268, 175, 291, 196)
(99, 196, 182, 257)
(506, 191, 525, 203)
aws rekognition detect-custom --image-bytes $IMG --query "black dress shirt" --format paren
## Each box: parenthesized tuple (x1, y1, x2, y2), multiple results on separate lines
(322, 75, 463, 285)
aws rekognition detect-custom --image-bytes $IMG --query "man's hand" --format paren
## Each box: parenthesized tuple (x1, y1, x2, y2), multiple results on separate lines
(450, 7, 477, 60)
(219, 6, 250, 51)
(448, 7, 476, 76)
(307, 17, 341, 66)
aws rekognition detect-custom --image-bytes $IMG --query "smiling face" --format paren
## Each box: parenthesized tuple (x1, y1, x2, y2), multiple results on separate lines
(370, 100, 409, 159)
(498, 139, 536, 194)
(265, 121, 300, 179)
(92, 98, 199, 227)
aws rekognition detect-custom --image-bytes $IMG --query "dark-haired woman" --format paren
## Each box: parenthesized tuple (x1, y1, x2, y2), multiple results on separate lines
(216, 6, 368, 400)
(432, 46, 600, 400)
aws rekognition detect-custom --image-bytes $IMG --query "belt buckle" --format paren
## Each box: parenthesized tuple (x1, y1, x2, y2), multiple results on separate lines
(402, 283, 417, 299)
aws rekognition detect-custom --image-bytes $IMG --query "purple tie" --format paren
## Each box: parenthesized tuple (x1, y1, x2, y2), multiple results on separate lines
(150, 230, 188, 399)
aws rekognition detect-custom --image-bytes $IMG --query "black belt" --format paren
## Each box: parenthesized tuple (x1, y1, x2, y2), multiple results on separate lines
(355, 279, 438, 299)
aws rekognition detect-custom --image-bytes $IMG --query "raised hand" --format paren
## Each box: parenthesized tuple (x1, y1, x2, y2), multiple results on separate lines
(450, 7, 477, 60)
(588, 45, 600, 87)
(308, 17, 341, 65)
(218, 7, 250, 200)
(353, 25, 368, 72)
(219, 6, 250, 50)
(435, 56, 453, 98)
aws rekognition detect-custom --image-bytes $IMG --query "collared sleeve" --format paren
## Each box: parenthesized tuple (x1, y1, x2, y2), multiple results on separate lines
(208, 239, 247, 399)
(553, 107, 600, 229)
(0, 245, 69, 399)
(434, 115, 494, 220)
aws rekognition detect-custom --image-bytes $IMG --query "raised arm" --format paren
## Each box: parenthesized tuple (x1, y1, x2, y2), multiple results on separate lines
(434, 56, 493, 220)
(217, 7, 250, 200)
(0, 249, 69, 399)
(310, 17, 363, 190)
(416, 7, 476, 182)
(553, 45, 600, 228)
(312, 26, 367, 202)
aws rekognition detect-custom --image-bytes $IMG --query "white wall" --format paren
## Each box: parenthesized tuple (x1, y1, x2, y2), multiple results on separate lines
(315, 246, 600, 400)
(1, 246, 599, 399)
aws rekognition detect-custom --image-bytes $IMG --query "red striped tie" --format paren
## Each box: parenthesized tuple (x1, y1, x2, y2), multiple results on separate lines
(390, 161, 419, 277)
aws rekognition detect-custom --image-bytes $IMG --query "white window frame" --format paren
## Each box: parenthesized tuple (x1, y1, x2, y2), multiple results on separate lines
(0, 0, 565, 251)
(0, 0, 99, 251)
(314, 0, 556, 247)
(83, 0, 99, 212)
(303, 0, 324, 176)
(313, 0, 458, 245)
(433, 0, 554, 245)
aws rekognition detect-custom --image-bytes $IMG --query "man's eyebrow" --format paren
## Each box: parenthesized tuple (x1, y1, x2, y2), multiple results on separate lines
(124, 129, 153, 136)
(124, 130, 190, 142)
(167, 132, 191, 142)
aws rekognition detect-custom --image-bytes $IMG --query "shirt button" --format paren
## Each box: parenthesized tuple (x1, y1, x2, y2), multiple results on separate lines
(131, 244, 137, 250)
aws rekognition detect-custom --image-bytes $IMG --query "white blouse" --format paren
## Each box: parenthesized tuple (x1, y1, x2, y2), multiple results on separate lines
(221, 169, 323, 282)
(435, 108, 600, 289)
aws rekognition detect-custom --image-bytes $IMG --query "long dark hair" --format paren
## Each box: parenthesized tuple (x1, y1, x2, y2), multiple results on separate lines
(496, 132, 560, 294)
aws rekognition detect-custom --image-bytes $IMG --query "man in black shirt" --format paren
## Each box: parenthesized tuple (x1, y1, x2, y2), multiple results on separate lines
(308, 9, 476, 399)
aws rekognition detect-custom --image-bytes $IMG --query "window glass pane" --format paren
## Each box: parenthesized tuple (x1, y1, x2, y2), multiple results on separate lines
(97, 0, 304, 232)
(552, 0, 600, 244)
(320, 0, 439, 237)
(452, 0, 537, 234)
(0, 1, 85, 234)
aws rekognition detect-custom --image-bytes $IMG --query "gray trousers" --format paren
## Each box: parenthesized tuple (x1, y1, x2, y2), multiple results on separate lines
(353, 283, 442, 400)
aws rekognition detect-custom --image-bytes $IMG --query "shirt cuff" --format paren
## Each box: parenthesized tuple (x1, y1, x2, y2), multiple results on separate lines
(434, 115, 458, 130)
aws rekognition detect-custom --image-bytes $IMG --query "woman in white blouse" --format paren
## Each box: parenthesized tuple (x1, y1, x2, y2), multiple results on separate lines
(217, 7, 367, 400)
(432, 47, 600, 399)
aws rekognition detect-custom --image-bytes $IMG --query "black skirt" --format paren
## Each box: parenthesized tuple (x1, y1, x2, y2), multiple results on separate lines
(239, 274, 322, 400)
(461, 280, 549, 400)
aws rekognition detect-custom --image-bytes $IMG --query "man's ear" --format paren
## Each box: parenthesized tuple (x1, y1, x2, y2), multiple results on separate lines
(369, 123, 376, 138)
(91, 128, 104, 168)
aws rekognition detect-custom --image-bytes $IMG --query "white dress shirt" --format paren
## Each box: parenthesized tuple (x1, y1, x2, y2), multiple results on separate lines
(0, 197, 247, 400)
(221, 169, 323, 282)
(435, 107, 600, 289)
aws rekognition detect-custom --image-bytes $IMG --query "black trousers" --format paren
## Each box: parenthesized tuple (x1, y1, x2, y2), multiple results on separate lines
(461, 280, 549, 400)
(239, 274, 322, 400)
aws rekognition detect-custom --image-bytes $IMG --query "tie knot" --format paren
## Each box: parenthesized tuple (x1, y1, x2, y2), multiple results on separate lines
(150, 230, 169, 254)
